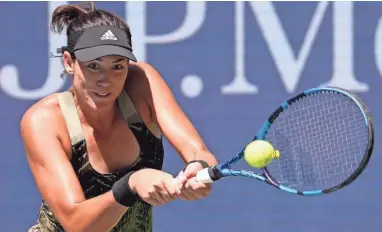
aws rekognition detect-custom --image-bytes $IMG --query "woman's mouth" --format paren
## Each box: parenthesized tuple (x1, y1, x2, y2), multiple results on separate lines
(93, 92, 111, 98)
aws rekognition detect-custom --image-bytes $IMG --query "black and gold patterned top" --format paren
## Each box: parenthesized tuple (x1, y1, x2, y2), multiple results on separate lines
(28, 91, 164, 232)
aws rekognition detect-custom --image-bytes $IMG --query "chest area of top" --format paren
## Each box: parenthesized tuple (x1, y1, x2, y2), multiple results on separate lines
(81, 120, 142, 175)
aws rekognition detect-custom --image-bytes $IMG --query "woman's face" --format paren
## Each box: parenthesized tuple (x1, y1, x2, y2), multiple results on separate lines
(64, 53, 129, 110)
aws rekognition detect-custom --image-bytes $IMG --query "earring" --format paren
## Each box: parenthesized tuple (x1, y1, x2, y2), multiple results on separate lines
(60, 70, 67, 79)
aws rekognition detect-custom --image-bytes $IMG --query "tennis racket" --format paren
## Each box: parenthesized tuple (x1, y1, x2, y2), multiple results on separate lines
(196, 86, 374, 196)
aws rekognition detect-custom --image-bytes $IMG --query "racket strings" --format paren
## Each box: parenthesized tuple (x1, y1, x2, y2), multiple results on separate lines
(264, 91, 369, 191)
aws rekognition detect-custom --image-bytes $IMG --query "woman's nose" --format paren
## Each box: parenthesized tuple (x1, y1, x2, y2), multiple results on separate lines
(96, 72, 111, 88)
(96, 80, 111, 88)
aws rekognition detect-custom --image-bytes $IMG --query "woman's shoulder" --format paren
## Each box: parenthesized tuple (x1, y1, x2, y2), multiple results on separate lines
(128, 61, 153, 71)
(22, 93, 63, 123)
(20, 93, 70, 143)
(20, 92, 73, 155)
(127, 62, 161, 78)
(125, 62, 164, 94)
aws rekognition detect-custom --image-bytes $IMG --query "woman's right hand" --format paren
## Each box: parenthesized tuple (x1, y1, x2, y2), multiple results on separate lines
(129, 169, 185, 206)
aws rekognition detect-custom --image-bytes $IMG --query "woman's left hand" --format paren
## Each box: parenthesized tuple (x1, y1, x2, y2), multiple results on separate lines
(176, 162, 212, 201)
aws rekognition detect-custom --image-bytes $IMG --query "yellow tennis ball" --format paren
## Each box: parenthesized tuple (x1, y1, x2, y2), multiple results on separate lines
(244, 140, 280, 168)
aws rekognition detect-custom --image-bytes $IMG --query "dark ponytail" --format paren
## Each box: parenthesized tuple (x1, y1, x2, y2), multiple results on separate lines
(50, 1, 132, 58)
(51, 2, 94, 34)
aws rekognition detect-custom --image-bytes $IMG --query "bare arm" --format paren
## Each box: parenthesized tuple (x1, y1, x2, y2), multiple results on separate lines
(21, 103, 127, 232)
(132, 62, 218, 166)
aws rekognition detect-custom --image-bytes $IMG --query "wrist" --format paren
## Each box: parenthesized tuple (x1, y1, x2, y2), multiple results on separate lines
(112, 171, 139, 207)
(190, 149, 218, 166)
(128, 170, 138, 193)
(183, 160, 210, 172)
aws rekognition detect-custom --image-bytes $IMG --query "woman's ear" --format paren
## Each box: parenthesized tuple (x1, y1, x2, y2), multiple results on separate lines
(63, 51, 74, 74)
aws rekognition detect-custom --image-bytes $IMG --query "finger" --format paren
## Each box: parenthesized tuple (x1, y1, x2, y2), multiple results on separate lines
(145, 197, 163, 206)
(149, 182, 169, 205)
(149, 190, 166, 205)
(175, 171, 188, 186)
(185, 182, 203, 199)
(176, 170, 184, 178)
(154, 181, 173, 202)
(186, 179, 211, 198)
(179, 187, 197, 201)
(183, 163, 203, 178)
(144, 190, 165, 206)
(162, 180, 180, 200)
(153, 185, 171, 202)
(179, 180, 200, 200)
(158, 182, 178, 202)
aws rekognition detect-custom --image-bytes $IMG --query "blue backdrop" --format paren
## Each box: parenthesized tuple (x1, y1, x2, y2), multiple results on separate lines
(1, 1, 381, 231)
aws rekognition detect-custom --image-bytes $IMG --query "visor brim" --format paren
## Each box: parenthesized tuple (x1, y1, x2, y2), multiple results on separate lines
(74, 45, 137, 62)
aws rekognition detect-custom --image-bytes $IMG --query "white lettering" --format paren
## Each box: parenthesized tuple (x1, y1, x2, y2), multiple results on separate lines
(375, 17, 382, 77)
(253, 1, 328, 93)
(221, 1, 259, 94)
(0, 2, 375, 100)
(126, 1, 207, 61)
(324, 2, 368, 92)
(0, 1, 68, 100)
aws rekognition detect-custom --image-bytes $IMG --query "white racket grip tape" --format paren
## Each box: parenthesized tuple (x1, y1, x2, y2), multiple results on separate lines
(195, 167, 214, 183)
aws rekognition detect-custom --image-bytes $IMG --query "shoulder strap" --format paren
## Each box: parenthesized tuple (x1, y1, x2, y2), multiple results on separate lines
(117, 91, 162, 138)
(117, 91, 142, 124)
(57, 92, 85, 145)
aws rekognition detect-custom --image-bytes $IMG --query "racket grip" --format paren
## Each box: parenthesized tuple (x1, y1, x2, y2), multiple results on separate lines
(195, 167, 214, 183)
(195, 166, 222, 183)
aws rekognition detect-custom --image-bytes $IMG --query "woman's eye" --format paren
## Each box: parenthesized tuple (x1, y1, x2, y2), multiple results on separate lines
(112, 65, 124, 70)
(88, 63, 100, 69)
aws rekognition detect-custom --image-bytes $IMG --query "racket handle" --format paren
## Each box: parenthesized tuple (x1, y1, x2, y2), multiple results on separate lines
(195, 168, 213, 183)
(195, 166, 222, 183)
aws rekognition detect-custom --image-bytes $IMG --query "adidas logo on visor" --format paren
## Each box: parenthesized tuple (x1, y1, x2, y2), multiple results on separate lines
(100, 30, 117, 40)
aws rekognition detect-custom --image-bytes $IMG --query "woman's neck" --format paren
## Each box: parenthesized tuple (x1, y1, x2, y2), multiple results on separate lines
(73, 93, 118, 133)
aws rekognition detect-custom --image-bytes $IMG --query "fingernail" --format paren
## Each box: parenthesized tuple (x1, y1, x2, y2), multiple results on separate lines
(177, 170, 184, 177)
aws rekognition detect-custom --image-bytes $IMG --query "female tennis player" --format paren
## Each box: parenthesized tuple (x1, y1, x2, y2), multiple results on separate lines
(22, 2, 218, 232)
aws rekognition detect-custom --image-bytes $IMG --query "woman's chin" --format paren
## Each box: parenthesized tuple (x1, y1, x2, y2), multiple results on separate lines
(87, 92, 116, 109)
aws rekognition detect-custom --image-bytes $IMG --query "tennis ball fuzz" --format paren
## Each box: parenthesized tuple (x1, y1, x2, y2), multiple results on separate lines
(244, 140, 280, 168)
